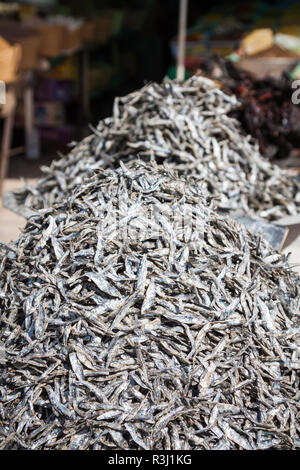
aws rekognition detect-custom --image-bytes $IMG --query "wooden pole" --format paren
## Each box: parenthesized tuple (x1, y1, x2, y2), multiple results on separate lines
(0, 110, 15, 197)
(176, 0, 188, 81)
(24, 71, 40, 160)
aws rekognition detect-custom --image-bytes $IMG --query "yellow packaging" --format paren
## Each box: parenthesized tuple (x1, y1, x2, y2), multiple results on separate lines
(241, 29, 273, 56)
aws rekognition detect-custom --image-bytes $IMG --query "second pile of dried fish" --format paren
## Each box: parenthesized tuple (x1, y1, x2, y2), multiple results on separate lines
(0, 161, 299, 450)
(9, 75, 300, 221)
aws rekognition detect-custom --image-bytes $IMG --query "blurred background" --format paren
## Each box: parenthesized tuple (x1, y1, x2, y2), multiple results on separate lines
(0, 0, 300, 178)
(0, 0, 300, 254)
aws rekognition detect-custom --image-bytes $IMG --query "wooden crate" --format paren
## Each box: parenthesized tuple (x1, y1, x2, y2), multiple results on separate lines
(0, 20, 40, 70)
(0, 41, 21, 83)
(24, 19, 65, 58)
(62, 26, 82, 52)
(35, 24, 65, 58)
(19, 34, 40, 70)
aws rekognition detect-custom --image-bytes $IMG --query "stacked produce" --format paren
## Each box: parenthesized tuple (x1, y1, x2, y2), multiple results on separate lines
(202, 55, 300, 160)
(6, 75, 300, 222)
(0, 161, 299, 450)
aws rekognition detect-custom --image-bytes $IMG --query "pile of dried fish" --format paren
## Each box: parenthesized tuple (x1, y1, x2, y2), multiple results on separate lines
(9, 75, 300, 222)
(1, 161, 299, 450)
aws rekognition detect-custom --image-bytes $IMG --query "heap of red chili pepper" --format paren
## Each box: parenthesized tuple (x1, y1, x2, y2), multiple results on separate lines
(201, 55, 300, 161)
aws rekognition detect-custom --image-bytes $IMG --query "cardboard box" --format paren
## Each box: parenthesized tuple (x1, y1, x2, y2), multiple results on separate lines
(62, 26, 82, 52)
(0, 35, 21, 82)
(0, 20, 40, 71)
(24, 18, 65, 58)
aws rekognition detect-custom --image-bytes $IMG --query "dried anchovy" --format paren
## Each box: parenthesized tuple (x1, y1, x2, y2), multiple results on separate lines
(0, 161, 299, 450)
(14, 75, 300, 222)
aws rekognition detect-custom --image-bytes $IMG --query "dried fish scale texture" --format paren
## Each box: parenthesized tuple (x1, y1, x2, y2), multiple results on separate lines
(0, 162, 299, 450)
(17, 75, 300, 222)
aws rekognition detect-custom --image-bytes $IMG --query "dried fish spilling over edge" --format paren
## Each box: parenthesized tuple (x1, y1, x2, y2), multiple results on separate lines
(11, 75, 300, 222)
(0, 161, 299, 450)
